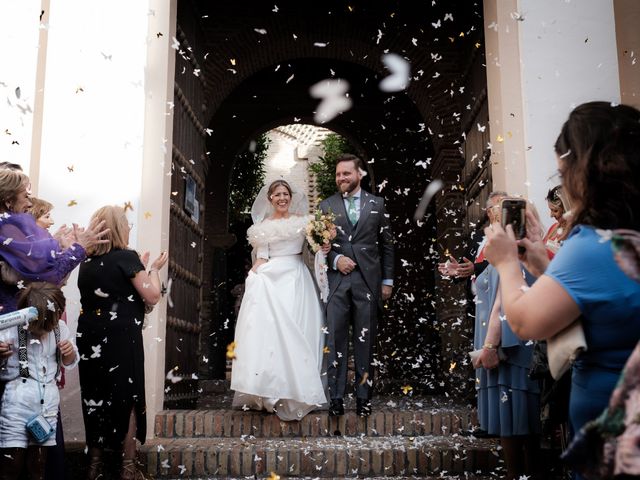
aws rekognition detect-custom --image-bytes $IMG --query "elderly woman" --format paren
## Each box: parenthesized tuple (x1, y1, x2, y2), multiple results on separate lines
(484, 102, 640, 479)
(0, 168, 108, 312)
(76, 206, 167, 480)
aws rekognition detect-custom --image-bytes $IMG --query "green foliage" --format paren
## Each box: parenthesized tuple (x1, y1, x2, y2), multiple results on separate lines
(229, 135, 269, 227)
(309, 133, 354, 201)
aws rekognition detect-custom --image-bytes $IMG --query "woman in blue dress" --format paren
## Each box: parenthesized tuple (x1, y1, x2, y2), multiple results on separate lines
(484, 102, 640, 479)
(473, 193, 541, 480)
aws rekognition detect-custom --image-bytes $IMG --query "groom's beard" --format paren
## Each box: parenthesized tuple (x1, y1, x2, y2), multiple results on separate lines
(338, 179, 359, 196)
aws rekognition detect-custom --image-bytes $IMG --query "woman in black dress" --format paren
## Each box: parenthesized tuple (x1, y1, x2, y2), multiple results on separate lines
(77, 206, 167, 480)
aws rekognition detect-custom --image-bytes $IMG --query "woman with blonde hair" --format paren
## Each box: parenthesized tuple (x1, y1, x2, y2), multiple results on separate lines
(28, 198, 55, 231)
(76, 205, 168, 480)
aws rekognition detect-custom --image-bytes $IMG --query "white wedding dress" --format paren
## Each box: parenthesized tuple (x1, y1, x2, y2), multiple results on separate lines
(231, 215, 327, 421)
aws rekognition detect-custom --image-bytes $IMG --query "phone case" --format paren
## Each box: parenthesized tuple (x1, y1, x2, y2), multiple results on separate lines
(25, 413, 54, 443)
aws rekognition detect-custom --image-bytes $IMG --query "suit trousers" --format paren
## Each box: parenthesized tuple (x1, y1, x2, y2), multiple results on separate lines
(326, 269, 378, 400)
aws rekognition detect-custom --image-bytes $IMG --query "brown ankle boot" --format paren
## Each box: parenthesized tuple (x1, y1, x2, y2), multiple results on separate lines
(86, 456, 103, 480)
(121, 459, 153, 480)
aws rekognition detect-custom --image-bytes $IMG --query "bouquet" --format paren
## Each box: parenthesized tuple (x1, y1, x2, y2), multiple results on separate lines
(305, 209, 337, 302)
(305, 209, 337, 253)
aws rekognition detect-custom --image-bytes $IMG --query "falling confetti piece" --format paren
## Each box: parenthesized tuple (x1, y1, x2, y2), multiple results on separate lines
(94, 288, 109, 298)
(310, 79, 352, 124)
(67, 200, 78, 207)
(226, 341, 237, 360)
(254, 28, 267, 35)
(379, 53, 411, 92)
(496, 135, 504, 143)
(166, 367, 182, 384)
(413, 179, 444, 221)
(123, 201, 133, 212)
(401, 385, 413, 394)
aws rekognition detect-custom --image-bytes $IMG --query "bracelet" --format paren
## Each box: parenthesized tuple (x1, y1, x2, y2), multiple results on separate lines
(483, 343, 497, 350)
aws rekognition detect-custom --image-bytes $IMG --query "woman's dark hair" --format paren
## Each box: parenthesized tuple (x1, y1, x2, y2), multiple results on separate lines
(335, 153, 364, 171)
(546, 186, 563, 207)
(17, 282, 65, 333)
(267, 179, 292, 198)
(554, 101, 640, 231)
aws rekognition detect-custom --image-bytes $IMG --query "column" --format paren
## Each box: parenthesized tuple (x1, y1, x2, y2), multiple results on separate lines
(484, 0, 622, 220)
(30, 0, 176, 442)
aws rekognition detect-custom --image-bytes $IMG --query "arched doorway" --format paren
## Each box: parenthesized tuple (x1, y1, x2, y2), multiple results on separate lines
(165, 0, 490, 407)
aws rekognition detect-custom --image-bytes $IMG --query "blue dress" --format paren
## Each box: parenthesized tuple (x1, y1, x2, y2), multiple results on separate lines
(474, 264, 541, 436)
(545, 226, 640, 434)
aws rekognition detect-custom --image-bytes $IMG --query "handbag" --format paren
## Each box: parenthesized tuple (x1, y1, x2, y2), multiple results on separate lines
(547, 319, 587, 379)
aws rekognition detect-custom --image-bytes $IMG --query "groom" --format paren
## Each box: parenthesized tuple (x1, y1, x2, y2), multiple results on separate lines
(320, 153, 394, 417)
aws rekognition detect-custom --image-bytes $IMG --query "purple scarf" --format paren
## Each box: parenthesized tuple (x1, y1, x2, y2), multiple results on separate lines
(0, 212, 67, 283)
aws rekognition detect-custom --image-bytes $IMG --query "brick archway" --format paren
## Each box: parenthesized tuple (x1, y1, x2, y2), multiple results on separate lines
(167, 0, 489, 406)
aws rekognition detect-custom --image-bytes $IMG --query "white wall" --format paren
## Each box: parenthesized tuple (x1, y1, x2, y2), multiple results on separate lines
(264, 131, 311, 195)
(518, 0, 621, 214)
(0, 0, 42, 172)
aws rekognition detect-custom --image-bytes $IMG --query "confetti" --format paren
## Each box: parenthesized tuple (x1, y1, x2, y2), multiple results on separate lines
(379, 53, 411, 92)
(226, 341, 237, 360)
(309, 79, 352, 123)
(413, 179, 444, 221)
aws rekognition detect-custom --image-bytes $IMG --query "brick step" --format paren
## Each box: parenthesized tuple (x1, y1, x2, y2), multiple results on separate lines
(140, 435, 501, 478)
(155, 408, 477, 439)
(160, 476, 494, 480)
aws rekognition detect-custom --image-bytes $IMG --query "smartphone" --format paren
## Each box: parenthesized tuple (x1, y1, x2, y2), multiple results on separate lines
(500, 198, 527, 240)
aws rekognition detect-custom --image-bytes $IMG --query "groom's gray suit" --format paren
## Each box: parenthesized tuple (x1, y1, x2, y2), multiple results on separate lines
(320, 189, 394, 400)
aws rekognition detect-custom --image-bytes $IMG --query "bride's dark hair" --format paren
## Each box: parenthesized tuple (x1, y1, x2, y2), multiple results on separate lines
(267, 179, 292, 199)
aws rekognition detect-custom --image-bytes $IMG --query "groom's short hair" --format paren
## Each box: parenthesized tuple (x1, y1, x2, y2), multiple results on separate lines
(335, 153, 363, 171)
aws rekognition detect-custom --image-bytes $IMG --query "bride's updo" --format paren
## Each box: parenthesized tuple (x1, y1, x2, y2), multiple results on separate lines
(268, 179, 292, 199)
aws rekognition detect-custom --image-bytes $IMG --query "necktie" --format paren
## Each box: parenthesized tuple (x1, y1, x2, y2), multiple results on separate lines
(347, 196, 358, 224)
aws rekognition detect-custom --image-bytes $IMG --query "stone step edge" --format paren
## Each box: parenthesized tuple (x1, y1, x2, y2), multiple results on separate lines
(155, 409, 478, 438)
(141, 436, 501, 478)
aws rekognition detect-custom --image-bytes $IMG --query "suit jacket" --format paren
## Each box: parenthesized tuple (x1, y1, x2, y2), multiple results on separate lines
(320, 190, 394, 307)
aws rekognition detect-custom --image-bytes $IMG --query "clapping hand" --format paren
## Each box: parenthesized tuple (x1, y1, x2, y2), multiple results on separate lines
(53, 225, 75, 249)
(73, 218, 110, 251)
(150, 251, 169, 271)
(139, 251, 150, 269)
(438, 256, 474, 278)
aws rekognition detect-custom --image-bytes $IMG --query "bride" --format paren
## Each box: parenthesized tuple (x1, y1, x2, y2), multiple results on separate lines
(230, 179, 328, 421)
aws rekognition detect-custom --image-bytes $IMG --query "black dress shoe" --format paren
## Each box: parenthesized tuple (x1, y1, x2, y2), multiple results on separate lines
(329, 399, 344, 416)
(356, 398, 372, 417)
